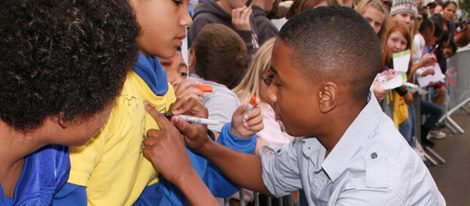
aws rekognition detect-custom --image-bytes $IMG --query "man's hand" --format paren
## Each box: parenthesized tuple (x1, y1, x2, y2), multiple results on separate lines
(170, 98, 211, 152)
(231, 103, 264, 138)
(232, 6, 252, 31)
(142, 102, 194, 184)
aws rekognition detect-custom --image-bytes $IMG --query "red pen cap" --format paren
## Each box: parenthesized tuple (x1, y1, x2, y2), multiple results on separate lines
(249, 95, 256, 105)
(195, 84, 213, 93)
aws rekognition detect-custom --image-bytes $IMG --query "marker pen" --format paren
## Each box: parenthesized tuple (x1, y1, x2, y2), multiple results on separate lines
(245, 95, 257, 114)
(430, 44, 439, 54)
(195, 84, 213, 93)
(163, 112, 219, 125)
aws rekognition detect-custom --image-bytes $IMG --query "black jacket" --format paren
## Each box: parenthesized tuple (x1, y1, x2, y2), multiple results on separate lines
(189, 0, 260, 56)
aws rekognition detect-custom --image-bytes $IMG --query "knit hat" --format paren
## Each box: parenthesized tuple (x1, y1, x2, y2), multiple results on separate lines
(390, 0, 418, 17)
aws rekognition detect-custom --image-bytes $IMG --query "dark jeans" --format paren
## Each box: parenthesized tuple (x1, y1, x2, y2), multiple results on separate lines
(421, 100, 443, 129)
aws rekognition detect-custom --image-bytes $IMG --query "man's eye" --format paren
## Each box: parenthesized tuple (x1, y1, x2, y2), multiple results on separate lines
(173, 0, 183, 5)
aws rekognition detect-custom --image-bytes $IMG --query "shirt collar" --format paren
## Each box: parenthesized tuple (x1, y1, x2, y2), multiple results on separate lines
(321, 93, 383, 182)
(133, 52, 169, 96)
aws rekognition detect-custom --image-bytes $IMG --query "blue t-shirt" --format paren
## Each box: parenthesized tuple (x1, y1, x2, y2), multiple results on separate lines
(0, 145, 70, 206)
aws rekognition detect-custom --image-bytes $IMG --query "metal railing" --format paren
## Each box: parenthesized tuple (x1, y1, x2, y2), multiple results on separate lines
(440, 47, 470, 134)
(223, 191, 300, 206)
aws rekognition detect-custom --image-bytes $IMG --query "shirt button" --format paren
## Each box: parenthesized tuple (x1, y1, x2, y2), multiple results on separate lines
(371, 152, 378, 159)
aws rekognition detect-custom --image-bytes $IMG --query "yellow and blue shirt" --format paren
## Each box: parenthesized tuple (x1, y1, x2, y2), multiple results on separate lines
(52, 53, 256, 206)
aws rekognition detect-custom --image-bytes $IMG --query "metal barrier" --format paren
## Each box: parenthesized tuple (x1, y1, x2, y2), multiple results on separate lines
(416, 94, 446, 165)
(223, 191, 299, 206)
(441, 47, 470, 134)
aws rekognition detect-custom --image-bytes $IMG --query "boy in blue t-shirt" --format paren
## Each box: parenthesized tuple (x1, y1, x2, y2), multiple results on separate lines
(0, 0, 139, 205)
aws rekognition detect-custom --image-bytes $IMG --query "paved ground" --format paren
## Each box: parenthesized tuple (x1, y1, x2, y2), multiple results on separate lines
(428, 108, 470, 206)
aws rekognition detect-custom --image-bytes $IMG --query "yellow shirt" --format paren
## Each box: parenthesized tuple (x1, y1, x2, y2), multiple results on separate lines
(68, 71, 176, 206)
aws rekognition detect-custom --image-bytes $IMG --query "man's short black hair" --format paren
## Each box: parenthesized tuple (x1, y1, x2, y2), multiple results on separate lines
(278, 6, 382, 100)
(0, 0, 140, 131)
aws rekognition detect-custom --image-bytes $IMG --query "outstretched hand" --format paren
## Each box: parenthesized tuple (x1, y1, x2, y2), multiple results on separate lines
(231, 103, 264, 138)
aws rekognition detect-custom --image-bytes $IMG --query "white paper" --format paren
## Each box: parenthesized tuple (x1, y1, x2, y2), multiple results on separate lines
(376, 71, 407, 90)
(393, 50, 411, 73)
(404, 82, 428, 95)
(416, 63, 445, 87)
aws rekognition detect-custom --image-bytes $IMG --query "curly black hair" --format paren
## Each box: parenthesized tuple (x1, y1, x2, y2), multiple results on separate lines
(0, 0, 140, 131)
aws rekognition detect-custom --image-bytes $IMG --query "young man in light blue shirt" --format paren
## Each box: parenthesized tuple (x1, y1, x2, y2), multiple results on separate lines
(142, 6, 445, 205)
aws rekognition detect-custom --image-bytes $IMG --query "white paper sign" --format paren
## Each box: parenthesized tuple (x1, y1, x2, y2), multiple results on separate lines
(417, 63, 445, 87)
(404, 82, 428, 95)
(393, 50, 411, 73)
(376, 70, 407, 90)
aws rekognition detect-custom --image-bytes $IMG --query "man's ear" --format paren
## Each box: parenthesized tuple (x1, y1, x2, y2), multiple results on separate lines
(56, 112, 68, 129)
(317, 81, 337, 114)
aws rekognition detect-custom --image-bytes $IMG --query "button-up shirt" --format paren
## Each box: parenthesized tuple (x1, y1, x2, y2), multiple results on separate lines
(261, 96, 445, 206)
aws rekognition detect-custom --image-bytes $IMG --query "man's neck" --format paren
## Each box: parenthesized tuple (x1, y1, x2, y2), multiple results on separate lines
(315, 99, 367, 155)
(0, 123, 43, 197)
(0, 159, 23, 198)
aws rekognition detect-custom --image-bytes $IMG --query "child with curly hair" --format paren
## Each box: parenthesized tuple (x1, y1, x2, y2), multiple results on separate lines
(0, 0, 139, 205)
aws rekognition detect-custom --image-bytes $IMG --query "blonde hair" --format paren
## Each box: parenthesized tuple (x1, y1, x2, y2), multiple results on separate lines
(355, 0, 388, 16)
(233, 38, 276, 103)
(355, 0, 388, 37)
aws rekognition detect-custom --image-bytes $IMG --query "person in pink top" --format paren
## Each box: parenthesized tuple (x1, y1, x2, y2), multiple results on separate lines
(234, 38, 294, 153)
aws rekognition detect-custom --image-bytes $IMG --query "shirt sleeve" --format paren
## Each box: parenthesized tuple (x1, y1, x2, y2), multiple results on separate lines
(67, 114, 111, 186)
(217, 123, 256, 154)
(186, 123, 257, 197)
(412, 35, 423, 63)
(190, 149, 240, 198)
(261, 141, 302, 197)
